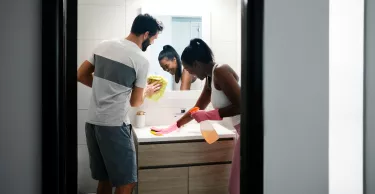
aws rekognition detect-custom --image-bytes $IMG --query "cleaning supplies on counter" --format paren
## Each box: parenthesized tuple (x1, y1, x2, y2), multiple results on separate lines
(148, 106, 220, 142)
(146, 75, 168, 101)
(189, 107, 219, 144)
(135, 111, 146, 128)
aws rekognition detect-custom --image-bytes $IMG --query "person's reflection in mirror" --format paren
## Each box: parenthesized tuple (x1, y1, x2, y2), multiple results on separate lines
(158, 45, 201, 90)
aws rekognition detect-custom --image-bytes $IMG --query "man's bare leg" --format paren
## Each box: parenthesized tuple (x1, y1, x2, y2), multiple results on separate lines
(115, 182, 136, 194)
(97, 180, 112, 194)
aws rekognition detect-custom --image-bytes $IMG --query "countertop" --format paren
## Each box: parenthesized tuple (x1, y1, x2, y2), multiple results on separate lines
(133, 123, 236, 143)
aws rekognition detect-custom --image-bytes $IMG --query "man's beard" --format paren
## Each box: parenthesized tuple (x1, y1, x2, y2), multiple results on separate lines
(141, 38, 151, 51)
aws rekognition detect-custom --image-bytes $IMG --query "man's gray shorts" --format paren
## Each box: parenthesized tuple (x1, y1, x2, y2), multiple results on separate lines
(85, 122, 137, 187)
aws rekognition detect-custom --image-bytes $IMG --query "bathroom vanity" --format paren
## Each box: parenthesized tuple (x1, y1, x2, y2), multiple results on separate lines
(133, 123, 236, 194)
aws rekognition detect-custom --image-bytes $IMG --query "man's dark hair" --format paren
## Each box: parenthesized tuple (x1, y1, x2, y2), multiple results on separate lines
(130, 14, 164, 37)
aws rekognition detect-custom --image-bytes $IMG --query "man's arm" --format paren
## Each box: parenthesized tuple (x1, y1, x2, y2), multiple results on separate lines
(129, 60, 161, 107)
(130, 83, 160, 107)
(130, 87, 145, 107)
(77, 60, 95, 87)
(130, 60, 149, 107)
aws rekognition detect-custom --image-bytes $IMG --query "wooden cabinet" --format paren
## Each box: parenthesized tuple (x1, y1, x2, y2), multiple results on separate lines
(137, 140, 234, 167)
(135, 139, 234, 194)
(189, 164, 231, 194)
(138, 167, 188, 194)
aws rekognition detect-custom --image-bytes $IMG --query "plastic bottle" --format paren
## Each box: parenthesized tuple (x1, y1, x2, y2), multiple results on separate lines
(189, 107, 219, 144)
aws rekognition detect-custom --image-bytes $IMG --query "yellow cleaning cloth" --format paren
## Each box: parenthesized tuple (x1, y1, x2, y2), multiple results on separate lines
(146, 75, 168, 101)
(150, 130, 163, 136)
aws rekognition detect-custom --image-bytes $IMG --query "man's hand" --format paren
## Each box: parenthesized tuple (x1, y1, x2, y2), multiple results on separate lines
(130, 82, 161, 107)
(144, 82, 161, 98)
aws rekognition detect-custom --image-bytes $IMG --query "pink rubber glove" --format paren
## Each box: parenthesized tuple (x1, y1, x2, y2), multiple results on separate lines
(150, 123, 179, 135)
(191, 109, 223, 123)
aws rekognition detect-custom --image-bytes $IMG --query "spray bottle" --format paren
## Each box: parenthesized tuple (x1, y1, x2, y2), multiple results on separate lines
(189, 107, 219, 144)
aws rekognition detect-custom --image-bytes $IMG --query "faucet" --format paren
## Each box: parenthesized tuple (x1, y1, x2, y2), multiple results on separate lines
(174, 108, 187, 117)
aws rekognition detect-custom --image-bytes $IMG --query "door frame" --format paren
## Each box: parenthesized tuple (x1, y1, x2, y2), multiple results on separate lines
(42, 0, 265, 193)
(41, 0, 77, 193)
(240, 0, 264, 193)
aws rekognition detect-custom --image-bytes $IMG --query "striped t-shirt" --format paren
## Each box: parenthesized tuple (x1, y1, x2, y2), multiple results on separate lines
(86, 39, 149, 126)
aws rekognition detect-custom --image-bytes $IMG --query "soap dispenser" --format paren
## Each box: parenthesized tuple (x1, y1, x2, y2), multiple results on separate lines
(135, 111, 146, 128)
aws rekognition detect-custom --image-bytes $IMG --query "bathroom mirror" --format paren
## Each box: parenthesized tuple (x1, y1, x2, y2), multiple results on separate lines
(139, 6, 211, 91)
(147, 15, 206, 91)
(137, 3, 242, 92)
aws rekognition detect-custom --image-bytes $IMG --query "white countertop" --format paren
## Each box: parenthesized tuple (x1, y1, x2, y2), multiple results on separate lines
(133, 123, 236, 143)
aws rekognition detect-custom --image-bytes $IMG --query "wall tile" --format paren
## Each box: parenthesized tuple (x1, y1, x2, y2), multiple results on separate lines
(78, 110, 88, 145)
(78, 83, 92, 110)
(211, 41, 237, 68)
(113, 6, 127, 37)
(78, 145, 97, 193)
(210, 1, 237, 42)
(78, 0, 125, 6)
(78, 5, 125, 40)
(125, 0, 142, 33)
(77, 39, 103, 66)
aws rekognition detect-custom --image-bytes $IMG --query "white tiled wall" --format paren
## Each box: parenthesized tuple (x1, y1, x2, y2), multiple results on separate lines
(236, 0, 242, 77)
(78, 6, 126, 40)
(128, 91, 205, 126)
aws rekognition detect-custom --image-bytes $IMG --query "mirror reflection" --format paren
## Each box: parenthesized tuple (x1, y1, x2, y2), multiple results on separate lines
(148, 16, 206, 91)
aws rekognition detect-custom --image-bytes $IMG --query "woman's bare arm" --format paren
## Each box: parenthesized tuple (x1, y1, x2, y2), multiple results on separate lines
(176, 79, 211, 127)
(214, 65, 241, 118)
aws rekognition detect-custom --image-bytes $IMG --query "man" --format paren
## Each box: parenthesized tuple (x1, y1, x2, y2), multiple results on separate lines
(77, 14, 163, 194)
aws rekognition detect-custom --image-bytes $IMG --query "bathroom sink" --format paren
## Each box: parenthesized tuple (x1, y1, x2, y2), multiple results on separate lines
(133, 123, 235, 143)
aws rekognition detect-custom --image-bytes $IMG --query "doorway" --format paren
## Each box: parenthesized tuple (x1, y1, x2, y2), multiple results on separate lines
(42, 0, 265, 194)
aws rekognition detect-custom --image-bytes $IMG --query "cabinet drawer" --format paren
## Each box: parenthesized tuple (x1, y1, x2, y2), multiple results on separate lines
(189, 164, 232, 194)
(138, 167, 188, 194)
(138, 140, 234, 167)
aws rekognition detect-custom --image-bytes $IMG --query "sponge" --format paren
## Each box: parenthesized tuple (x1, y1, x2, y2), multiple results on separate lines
(150, 130, 163, 136)
(146, 75, 168, 101)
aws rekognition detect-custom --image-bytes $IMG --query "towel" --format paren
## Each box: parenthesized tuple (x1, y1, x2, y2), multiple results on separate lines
(146, 75, 168, 101)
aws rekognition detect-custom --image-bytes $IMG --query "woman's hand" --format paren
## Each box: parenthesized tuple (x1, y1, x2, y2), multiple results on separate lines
(191, 109, 223, 123)
(150, 123, 179, 135)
